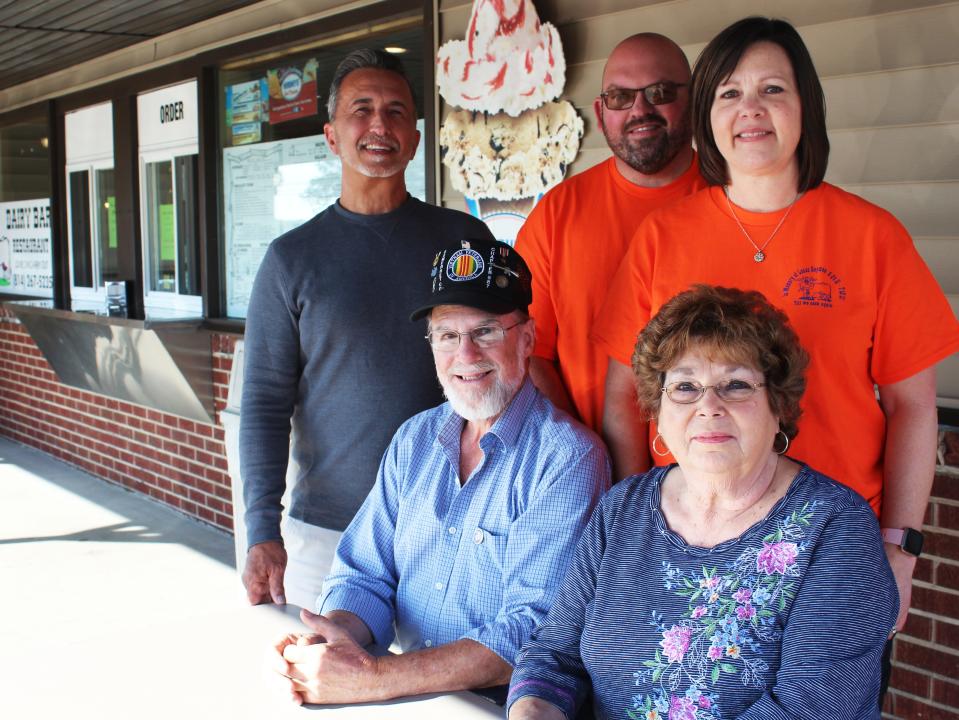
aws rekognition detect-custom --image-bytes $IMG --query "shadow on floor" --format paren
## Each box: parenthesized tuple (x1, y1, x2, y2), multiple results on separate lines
(0, 440, 236, 568)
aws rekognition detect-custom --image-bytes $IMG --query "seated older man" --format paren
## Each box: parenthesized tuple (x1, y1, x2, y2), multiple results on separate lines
(272, 238, 610, 705)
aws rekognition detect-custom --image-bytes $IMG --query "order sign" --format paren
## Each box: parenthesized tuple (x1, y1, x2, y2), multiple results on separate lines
(0, 198, 53, 297)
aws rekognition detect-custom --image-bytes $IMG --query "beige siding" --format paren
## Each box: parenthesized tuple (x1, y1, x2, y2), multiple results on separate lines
(438, 0, 959, 403)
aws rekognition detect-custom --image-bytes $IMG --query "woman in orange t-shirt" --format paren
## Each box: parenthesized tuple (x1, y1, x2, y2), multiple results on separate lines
(597, 16, 959, 653)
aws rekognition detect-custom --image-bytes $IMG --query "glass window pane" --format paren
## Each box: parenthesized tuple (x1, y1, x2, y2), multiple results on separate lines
(0, 122, 51, 203)
(69, 170, 92, 287)
(144, 160, 175, 292)
(174, 154, 199, 295)
(95, 168, 118, 283)
(218, 24, 426, 318)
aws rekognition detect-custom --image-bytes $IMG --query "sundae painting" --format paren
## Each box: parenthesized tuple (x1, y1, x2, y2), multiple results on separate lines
(437, 0, 583, 243)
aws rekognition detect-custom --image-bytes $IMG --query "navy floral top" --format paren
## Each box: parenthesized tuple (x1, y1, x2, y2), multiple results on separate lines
(507, 464, 898, 720)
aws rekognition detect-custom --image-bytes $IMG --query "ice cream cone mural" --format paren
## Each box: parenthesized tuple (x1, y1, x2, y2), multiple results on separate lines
(437, 0, 583, 244)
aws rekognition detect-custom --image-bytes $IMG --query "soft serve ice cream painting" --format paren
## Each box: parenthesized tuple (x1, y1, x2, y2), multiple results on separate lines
(438, 0, 583, 243)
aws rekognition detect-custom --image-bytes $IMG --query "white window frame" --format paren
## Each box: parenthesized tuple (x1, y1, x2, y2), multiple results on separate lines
(65, 102, 114, 313)
(66, 159, 115, 312)
(138, 144, 201, 317)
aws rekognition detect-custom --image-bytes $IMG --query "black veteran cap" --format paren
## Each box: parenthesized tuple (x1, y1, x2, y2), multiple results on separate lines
(409, 238, 533, 321)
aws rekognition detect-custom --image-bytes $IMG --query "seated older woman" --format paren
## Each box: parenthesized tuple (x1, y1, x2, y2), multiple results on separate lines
(507, 285, 898, 720)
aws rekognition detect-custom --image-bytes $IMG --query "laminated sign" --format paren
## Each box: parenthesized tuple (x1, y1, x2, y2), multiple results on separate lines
(0, 198, 53, 297)
(268, 59, 319, 125)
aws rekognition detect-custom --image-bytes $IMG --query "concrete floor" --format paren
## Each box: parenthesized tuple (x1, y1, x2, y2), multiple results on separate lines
(0, 438, 284, 720)
(0, 436, 502, 720)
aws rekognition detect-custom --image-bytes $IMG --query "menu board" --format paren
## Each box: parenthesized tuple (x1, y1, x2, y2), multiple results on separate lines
(0, 198, 53, 297)
(223, 121, 427, 318)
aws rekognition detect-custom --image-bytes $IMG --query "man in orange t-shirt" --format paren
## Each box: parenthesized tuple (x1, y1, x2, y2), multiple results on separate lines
(515, 33, 706, 436)
(593, 184, 959, 507)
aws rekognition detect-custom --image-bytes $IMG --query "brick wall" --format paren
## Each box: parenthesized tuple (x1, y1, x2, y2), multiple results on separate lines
(0, 305, 240, 532)
(884, 434, 959, 719)
(1, 304, 957, 714)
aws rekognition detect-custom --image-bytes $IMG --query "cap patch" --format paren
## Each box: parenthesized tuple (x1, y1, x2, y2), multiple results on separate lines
(447, 248, 484, 282)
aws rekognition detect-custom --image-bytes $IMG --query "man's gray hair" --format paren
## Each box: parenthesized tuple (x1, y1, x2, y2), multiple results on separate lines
(326, 48, 416, 119)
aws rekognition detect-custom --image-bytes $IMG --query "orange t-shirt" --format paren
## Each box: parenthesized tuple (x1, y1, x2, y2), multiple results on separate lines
(593, 183, 959, 513)
(515, 156, 706, 433)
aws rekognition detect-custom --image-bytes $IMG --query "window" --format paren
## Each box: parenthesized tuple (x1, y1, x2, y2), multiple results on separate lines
(138, 80, 201, 316)
(0, 119, 53, 298)
(217, 22, 427, 318)
(142, 155, 199, 297)
(65, 102, 115, 311)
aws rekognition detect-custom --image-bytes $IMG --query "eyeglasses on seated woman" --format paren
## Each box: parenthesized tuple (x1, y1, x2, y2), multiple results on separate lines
(508, 285, 898, 720)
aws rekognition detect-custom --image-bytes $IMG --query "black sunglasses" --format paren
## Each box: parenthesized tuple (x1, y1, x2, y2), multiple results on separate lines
(600, 82, 687, 110)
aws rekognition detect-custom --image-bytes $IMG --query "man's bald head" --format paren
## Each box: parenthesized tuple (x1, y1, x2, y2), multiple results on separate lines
(602, 33, 691, 87)
(595, 33, 693, 181)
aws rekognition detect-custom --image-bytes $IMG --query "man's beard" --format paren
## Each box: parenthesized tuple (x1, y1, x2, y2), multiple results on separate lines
(438, 355, 525, 423)
(604, 113, 690, 175)
(346, 132, 408, 178)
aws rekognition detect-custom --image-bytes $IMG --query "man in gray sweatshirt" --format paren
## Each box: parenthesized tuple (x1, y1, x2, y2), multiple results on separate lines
(240, 49, 495, 609)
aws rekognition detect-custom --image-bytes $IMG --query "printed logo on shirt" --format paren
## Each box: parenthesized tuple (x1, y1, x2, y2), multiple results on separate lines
(446, 248, 484, 282)
(782, 266, 847, 309)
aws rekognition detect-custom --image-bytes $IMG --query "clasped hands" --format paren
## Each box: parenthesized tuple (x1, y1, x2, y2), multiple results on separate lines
(271, 609, 383, 705)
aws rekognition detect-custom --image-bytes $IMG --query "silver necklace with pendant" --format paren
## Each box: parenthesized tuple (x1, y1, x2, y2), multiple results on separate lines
(723, 186, 800, 263)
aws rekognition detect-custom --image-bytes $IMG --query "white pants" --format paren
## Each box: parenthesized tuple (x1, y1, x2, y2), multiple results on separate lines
(279, 515, 342, 611)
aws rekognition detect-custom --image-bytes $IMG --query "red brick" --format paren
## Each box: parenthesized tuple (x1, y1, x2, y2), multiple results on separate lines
(902, 612, 934, 642)
(939, 505, 959, 533)
(895, 637, 959, 677)
(934, 619, 959, 651)
(944, 433, 959, 467)
(932, 474, 959, 503)
(913, 585, 959, 620)
(931, 677, 959, 708)
(205, 466, 229, 483)
(924, 531, 959, 562)
(195, 423, 214, 438)
(937, 562, 959, 592)
(886, 693, 958, 720)
(888, 662, 931, 697)
(162, 492, 182, 509)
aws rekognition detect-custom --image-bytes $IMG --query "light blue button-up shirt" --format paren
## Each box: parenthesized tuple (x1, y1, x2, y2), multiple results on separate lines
(318, 377, 610, 665)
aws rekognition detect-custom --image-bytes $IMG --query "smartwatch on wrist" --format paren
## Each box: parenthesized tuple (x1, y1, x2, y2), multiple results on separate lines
(881, 527, 924, 557)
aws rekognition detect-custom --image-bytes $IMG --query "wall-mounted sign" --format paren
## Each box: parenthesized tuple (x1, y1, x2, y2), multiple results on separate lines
(226, 79, 268, 145)
(138, 80, 199, 151)
(267, 59, 318, 125)
(0, 198, 53, 297)
(436, 0, 583, 244)
(65, 103, 113, 165)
